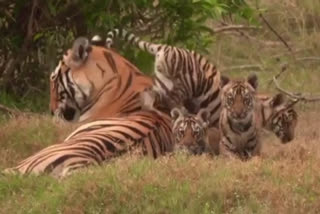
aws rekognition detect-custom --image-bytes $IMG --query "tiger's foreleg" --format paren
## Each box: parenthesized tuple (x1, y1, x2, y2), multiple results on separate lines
(140, 87, 180, 114)
(219, 139, 240, 160)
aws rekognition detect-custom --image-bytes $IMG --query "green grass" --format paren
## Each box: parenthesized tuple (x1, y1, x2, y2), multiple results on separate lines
(1, 0, 320, 213)
(0, 115, 74, 168)
(0, 150, 320, 214)
(1, 110, 320, 214)
(0, 108, 319, 214)
(0, 91, 49, 113)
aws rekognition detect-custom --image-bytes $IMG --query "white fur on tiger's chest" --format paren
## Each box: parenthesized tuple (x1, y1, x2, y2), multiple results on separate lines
(221, 110, 258, 148)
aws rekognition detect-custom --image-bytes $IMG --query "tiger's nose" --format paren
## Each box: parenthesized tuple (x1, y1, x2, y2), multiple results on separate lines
(233, 112, 241, 118)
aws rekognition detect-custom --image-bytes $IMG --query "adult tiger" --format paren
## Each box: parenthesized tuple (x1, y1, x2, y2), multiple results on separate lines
(3, 110, 173, 178)
(50, 36, 152, 122)
(97, 28, 222, 127)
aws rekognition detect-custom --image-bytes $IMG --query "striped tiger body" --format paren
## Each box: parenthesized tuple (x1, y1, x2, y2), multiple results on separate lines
(219, 74, 261, 160)
(99, 29, 222, 127)
(3, 110, 173, 178)
(170, 93, 298, 158)
(50, 37, 152, 122)
(257, 93, 298, 143)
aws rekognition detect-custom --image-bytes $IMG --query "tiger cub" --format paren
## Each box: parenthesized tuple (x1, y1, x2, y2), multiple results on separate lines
(170, 107, 220, 155)
(96, 29, 222, 127)
(257, 93, 298, 143)
(219, 73, 261, 160)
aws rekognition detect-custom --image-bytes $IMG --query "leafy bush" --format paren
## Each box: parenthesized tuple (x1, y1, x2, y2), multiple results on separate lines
(0, 0, 255, 112)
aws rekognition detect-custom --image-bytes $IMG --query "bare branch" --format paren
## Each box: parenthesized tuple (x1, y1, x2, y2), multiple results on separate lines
(297, 57, 320, 62)
(0, 104, 20, 116)
(219, 24, 287, 48)
(221, 64, 264, 72)
(259, 13, 293, 52)
(267, 62, 288, 86)
(273, 76, 320, 102)
(212, 25, 261, 33)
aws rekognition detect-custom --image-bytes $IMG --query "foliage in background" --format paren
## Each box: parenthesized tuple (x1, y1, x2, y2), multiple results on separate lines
(0, 0, 255, 112)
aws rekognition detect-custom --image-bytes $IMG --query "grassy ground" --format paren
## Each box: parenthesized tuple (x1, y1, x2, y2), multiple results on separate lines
(0, 110, 320, 214)
(1, 0, 320, 213)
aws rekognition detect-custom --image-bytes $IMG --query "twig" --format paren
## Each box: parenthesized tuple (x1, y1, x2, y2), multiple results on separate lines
(221, 25, 286, 47)
(273, 76, 320, 102)
(212, 25, 261, 33)
(259, 13, 293, 52)
(221, 64, 264, 72)
(267, 62, 288, 86)
(0, 104, 20, 116)
(297, 57, 320, 62)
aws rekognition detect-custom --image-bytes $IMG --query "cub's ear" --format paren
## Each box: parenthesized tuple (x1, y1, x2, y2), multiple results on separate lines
(220, 75, 230, 88)
(197, 109, 210, 127)
(70, 37, 91, 67)
(247, 73, 258, 90)
(170, 107, 183, 121)
(271, 93, 285, 107)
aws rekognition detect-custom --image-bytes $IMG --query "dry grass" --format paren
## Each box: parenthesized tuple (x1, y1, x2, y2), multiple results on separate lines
(0, 115, 76, 168)
(0, 108, 319, 214)
(1, 0, 320, 213)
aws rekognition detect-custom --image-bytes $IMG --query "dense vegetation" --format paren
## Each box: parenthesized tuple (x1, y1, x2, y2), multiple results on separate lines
(0, 0, 255, 112)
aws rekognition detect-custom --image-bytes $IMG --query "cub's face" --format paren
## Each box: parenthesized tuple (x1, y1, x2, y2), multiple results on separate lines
(221, 74, 258, 120)
(271, 107, 298, 143)
(258, 93, 298, 143)
(171, 107, 209, 155)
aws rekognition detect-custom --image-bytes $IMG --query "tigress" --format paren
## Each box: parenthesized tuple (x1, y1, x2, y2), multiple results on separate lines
(97, 28, 222, 127)
(3, 110, 173, 178)
(2, 36, 175, 178)
(219, 73, 261, 160)
(50, 36, 152, 122)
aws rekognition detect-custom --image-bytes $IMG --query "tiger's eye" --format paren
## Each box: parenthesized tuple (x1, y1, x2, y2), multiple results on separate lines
(244, 97, 251, 105)
(226, 96, 233, 105)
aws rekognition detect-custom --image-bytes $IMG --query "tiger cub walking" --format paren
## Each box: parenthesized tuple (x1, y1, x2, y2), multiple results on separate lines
(171, 107, 220, 155)
(96, 29, 222, 127)
(219, 74, 261, 160)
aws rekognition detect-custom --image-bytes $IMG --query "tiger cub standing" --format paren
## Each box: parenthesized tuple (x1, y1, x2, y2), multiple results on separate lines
(171, 107, 220, 155)
(96, 29, 222, 127)
(219, 73, 261, 160)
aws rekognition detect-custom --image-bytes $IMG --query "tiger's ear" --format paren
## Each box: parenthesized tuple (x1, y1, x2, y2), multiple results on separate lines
(220, 75, 230, 88)
(271, 93, 285, 107)
(70, 37, 91, 67)
(247, 73, 258, 90)
(197, 109, 210, 126)
(170, 108, 183, 121)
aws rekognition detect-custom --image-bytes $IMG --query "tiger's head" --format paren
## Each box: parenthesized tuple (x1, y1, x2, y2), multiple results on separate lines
(50, 37, 91, 121)
(220, 73, 258, 121)
(260, 94, 298, 143)
(50, 37, 151, 122)
(171, 107, 210, 155)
